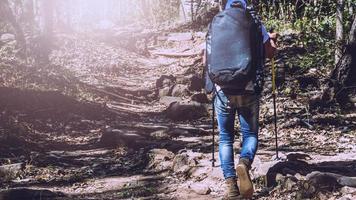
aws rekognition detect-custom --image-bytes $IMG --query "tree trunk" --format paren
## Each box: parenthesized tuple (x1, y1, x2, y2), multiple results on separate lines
(335, 0, 344, 64)
(311, 17, 356, 109)
(179, 0, 187, 22)
(42, 0, 54, 36)
(0, 0, 27, 57)
(348, 0, 353, 16)
(30, 0, 55, 64)
(23, 0, 35, 23)
(331, 16, 356, 104)
(349, 15, 356, 42)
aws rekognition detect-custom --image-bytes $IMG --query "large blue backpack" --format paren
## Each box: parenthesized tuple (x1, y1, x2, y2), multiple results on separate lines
(205, 2, 265, 95)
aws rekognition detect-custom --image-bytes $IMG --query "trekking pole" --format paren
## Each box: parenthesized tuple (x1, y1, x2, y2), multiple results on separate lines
(272, 58, 279, 159)
(211, 99, 216, 167)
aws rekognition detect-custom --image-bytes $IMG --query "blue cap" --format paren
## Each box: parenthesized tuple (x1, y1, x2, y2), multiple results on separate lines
(225, 0, 247, 9)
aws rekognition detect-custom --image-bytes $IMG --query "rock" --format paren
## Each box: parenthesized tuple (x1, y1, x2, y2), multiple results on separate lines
(148, 149, 175, 168)
(316, 192, 330, 200)
(0, 33, 15, 43)
(173, 153, 189, 172)
(338, 176, 356, 187)
(148, 149, 175, 172)
(275, 173, 285, 183)
(150, 129, 171, 140)
(156, 75, 176, 89)
(190, 93, 209, 104)
(158, 86, 172, 97)
(190, 183, 211, 195)
(0, 163, 25, 180)
(340, 186, 356, 196)
(166, 101, 208, 121)
(294, 173, 304, 180)
(159, 96, 182, 106)
(171, 84, 190, 97)
(149, 149, 175, 161)
(306, 171, 343, 191)
(284, 176, 298, 190)
(337, 196, 353, 200)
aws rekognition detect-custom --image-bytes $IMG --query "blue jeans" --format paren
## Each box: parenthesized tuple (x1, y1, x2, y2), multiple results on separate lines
(215, 90, 259, 179)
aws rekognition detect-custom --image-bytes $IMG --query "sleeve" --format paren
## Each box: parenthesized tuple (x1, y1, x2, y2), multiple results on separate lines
(261, 25, 269, 43)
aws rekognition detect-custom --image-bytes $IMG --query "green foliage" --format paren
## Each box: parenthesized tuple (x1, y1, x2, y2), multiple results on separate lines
(294, 14, 336, 69)
(260, 0, 354, 70)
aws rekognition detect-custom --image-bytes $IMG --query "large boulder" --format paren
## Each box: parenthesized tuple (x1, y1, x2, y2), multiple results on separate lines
(165, 100, 208, 121)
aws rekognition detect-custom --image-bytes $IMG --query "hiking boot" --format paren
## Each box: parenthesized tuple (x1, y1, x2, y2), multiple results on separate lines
(236, 158, 253, 199)
(223, 177, 240, 200)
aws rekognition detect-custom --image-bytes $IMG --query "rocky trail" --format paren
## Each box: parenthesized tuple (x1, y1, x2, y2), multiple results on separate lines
(0, 28, 355, 200)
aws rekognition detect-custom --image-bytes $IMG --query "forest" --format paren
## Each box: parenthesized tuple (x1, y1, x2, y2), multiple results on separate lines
(0, 0, 355, 199)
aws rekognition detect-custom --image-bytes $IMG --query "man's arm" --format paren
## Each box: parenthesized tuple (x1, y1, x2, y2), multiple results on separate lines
(265, 32, 278, 59)
(261, 25, 277, 59)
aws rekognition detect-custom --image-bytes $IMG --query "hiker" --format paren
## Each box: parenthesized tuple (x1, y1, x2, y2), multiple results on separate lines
(204, 0, 277, 199)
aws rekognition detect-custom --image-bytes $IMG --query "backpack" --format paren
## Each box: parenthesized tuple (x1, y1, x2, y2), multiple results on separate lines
(205, 2, 265, 95)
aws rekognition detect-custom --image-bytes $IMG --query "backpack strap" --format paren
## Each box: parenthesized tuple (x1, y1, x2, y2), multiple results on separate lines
(247, 5, 266, 95)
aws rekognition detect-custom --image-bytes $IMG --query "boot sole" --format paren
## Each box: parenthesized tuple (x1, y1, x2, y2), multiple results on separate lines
(236, 164, 253, 199)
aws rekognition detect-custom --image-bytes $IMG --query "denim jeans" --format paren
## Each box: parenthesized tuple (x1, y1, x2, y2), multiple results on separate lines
(214, 90, 259, 179)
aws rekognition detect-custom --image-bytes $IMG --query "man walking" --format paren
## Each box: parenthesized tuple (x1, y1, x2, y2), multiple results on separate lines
(205, 0, 277, 199)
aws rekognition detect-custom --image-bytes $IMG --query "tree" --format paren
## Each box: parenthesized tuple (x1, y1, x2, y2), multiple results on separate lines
(0, 0, 27, 57)
(312, 16, 356, 109)
(42, 0, 54, 36)
(335, 0, 344, 64)
(23, 0, 35, 24)
(330, 16, 356, 107)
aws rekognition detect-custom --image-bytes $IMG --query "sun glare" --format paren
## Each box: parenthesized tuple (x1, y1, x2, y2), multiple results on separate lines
(52, 0, 145, 31)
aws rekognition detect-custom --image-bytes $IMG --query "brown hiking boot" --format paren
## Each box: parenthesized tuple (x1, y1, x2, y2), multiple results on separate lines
(223, 177, 240, 200)
(236, 158, 253, 199)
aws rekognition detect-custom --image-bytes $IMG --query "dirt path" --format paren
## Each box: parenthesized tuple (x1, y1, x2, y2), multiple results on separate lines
(0, 30, 355, 200)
